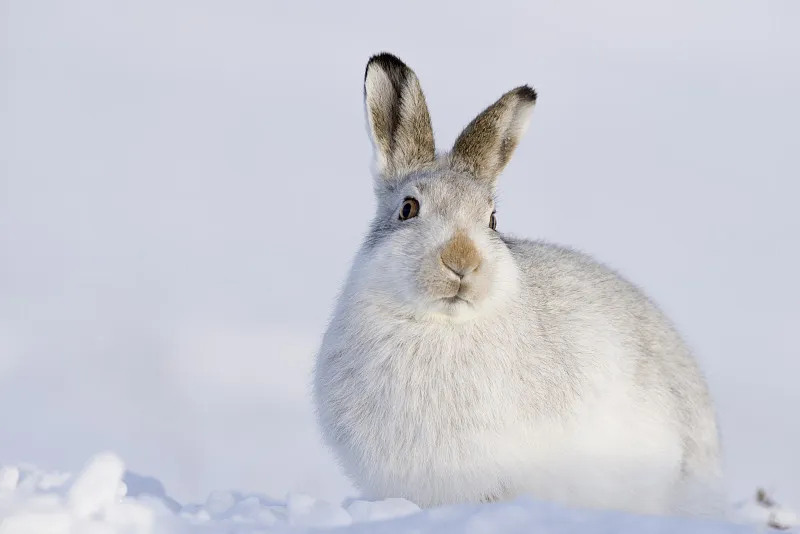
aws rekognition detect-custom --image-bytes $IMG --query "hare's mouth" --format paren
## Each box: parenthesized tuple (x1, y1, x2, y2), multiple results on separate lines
(431, 294, 479, 321)
(441, 295, 471, 306)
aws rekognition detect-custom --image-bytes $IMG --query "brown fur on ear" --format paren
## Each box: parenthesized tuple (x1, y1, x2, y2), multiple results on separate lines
(450, 85, 537, 185)
(364, 53, 436, 181)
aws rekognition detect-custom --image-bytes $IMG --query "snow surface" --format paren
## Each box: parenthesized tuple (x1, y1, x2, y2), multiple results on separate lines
(0, 453, 796, 534)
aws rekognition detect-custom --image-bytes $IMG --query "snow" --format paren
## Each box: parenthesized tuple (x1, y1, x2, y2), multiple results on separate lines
(0, 453, 796, 534)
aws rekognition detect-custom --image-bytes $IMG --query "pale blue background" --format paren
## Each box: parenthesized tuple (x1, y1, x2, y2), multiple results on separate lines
(2, 0, 798, 509)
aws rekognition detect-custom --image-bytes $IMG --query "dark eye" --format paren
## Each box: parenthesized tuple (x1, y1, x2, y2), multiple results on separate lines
(399, 197, 420, 220)
(490, 211, 497, 230)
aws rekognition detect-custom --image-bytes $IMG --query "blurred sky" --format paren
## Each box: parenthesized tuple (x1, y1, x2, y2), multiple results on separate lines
(2, 0, 799, 508)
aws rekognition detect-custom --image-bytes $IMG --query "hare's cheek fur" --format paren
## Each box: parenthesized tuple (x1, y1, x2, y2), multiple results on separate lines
(363, 223, 518, 321)
(427, 237, 519, 320)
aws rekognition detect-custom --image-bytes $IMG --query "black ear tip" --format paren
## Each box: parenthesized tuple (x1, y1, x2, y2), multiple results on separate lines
(515, 85, 538, 103)
(365, 52, 410, 79)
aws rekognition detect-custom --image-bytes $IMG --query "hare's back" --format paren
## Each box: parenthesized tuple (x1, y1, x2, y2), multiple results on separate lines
(505, 236, 712, 412)
(506, 235, 717, 445)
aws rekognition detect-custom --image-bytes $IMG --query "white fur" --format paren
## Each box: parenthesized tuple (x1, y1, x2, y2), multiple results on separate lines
(313, 54, 725, 519)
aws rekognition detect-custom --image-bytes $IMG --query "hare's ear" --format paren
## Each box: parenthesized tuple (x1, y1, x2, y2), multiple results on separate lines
(364, 53, 435, 183)
(450, 86, 537, 185)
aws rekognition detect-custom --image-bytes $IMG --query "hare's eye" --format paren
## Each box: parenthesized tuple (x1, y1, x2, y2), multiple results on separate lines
(399, 198, 420, 221)
(490, 211, 497, 231)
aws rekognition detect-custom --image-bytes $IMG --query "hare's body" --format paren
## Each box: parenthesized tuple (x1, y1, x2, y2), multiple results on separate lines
(313, 53, 724, 517)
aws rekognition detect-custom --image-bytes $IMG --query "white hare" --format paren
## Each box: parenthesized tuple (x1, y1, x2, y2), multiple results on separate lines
(313, 52, 725, 518)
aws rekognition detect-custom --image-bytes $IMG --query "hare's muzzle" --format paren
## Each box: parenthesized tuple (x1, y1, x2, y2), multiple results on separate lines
(441, 231, 482, 279)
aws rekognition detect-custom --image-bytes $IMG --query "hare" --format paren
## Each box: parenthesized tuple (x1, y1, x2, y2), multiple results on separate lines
(313, 52, 725, 518)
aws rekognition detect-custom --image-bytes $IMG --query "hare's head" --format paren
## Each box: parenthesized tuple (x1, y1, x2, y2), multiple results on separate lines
(356, 53, 536, 322)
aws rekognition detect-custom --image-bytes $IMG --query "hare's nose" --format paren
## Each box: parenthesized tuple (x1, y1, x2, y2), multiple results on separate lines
(441, 231, 482, 278)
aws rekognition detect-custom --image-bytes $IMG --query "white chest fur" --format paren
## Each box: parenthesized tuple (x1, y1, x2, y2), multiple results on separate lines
(314, 309, 684, 514)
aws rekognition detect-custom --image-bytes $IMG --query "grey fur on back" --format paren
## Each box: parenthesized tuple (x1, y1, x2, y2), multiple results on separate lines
(506, 236, 722, 478)
(313, 52, 725, 518)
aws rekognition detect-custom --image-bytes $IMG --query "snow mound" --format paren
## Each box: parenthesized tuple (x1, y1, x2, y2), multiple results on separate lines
(0, 453, 794, 533)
